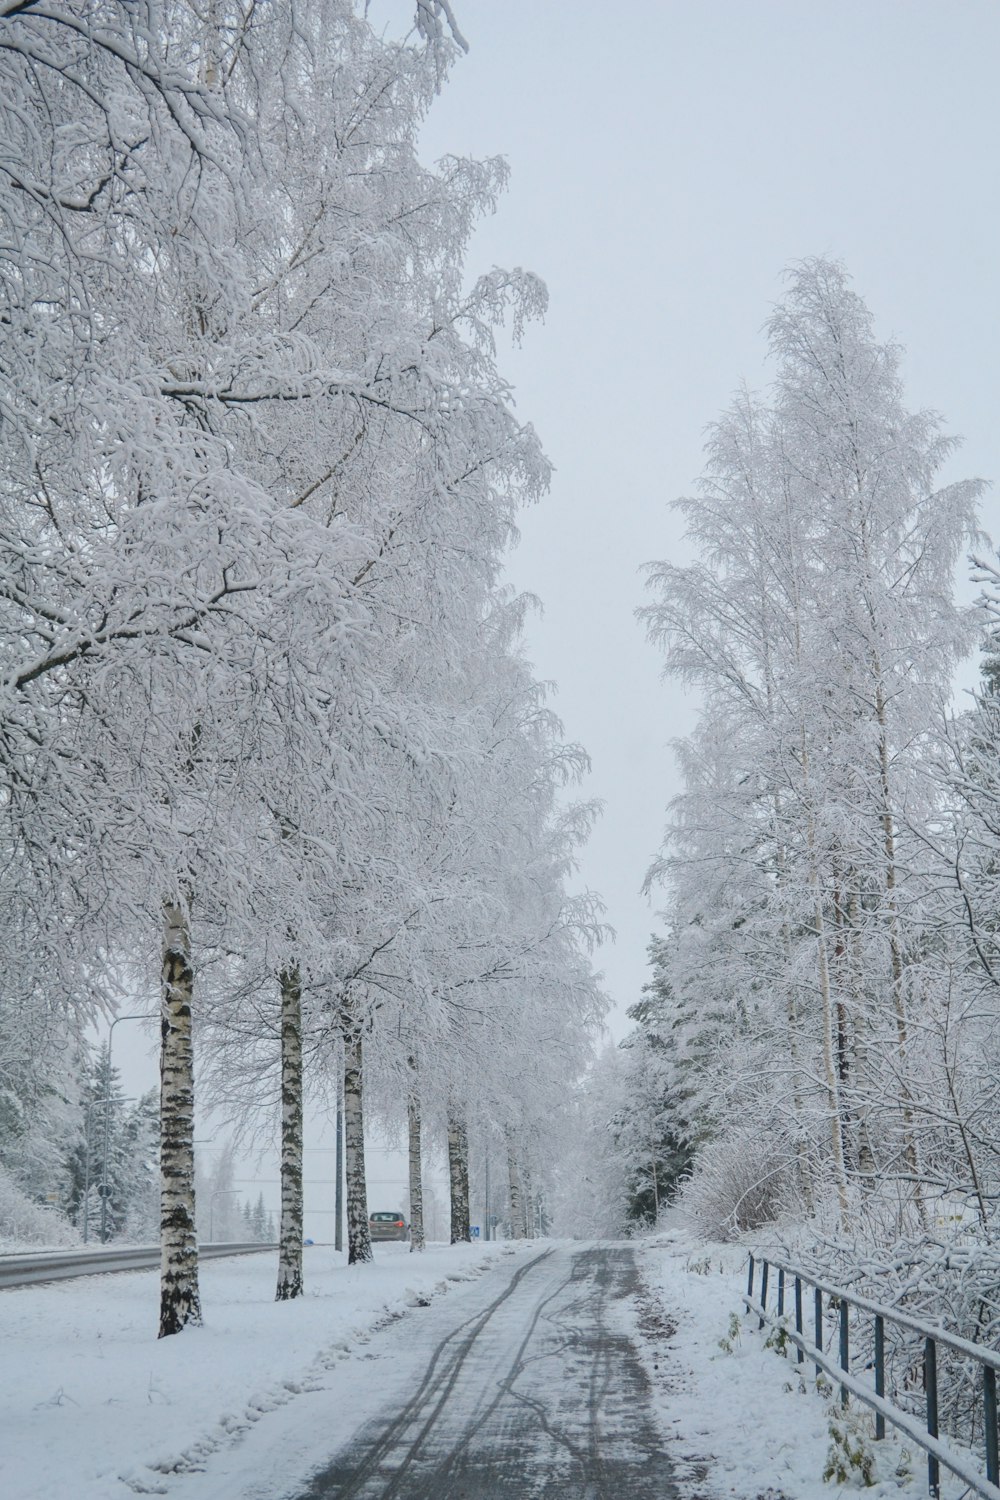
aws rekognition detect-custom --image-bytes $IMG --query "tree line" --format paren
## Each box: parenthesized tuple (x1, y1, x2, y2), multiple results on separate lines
(0, 0, 605, 1332)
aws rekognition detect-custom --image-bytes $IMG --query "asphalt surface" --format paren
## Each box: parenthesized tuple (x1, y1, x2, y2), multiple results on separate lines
(0, 1241, 274, 1289)
(296, 1244, 679, 1499)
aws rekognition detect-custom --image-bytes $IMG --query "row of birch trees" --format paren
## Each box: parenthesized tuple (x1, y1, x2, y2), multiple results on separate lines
(0, 0, 605, 1333)
(638, 258, 1000, 1247)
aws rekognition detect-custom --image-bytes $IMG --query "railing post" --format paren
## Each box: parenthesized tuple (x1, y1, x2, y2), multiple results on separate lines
(839, 1297, 849, 1408)
(814, 1286, 823, 1380)
(795, 1276, 804, 1365)
(777, 1266, 785, 1319)
(925, 1337, 939, 1499)
(759, 1259, 769, 1331)
(747, 1252, 755, 1305)
(874, 1314, 885, 1440)
(985, 1366, 999, 1487)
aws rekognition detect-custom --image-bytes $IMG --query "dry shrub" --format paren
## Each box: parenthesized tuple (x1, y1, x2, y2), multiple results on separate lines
(675, 1128, 796, 1242)
(0, 1167, 79, 1249)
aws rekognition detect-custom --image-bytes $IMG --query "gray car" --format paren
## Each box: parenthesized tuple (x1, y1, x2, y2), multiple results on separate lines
(369, 1211, 408, 1242)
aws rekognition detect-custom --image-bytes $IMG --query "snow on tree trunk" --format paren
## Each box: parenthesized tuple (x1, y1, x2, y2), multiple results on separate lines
(275, 964, 304, 1300)
(799, 723, 850, 1225)
(343, 1022, 372, 1265)
(809, 858, 850, 1225)
(159, 897, 201, 1338)
(407, 1087, 425, 1253)
(874, 681, 928, 1232)
(846, 885, 877, 1185)
(522, 1163, 535, 1238)
(507, 1145, 524, 1241)
(777, 854, 813, 1211)
(447, 1114, 471, 1244)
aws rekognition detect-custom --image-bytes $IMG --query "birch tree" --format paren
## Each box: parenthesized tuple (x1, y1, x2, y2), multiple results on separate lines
(643, 259, 984, 1235)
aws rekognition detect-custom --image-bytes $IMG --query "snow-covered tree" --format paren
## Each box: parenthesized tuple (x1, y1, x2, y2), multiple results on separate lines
(2, 0, 606, 1312)
(643, 259, 985, 1238)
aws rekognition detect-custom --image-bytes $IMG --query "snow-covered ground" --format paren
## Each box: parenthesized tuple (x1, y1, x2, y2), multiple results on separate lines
(636, 1229, 953, 1500)
(2, 1241, 536, 1500)
(0, 1231, 951, 1500)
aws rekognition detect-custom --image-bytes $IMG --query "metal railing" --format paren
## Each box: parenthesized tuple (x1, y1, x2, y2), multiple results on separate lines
(745, 1252, 1000, 1500)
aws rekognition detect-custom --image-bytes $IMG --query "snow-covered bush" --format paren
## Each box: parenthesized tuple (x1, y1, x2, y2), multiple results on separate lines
(0, 1167, 79, 1250)
(793, 1230, 1000, 1454)
(675, 1128, 798, 1241)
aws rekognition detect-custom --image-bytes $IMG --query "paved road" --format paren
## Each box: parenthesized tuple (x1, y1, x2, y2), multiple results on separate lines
(0, 1241, 274, 1289)
(296, 1244, 678, 1500)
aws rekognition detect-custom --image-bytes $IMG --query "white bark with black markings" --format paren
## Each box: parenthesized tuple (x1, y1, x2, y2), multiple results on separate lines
(158, 898, 201, 1338)
(344, 1021, 372, 1264)
(507, 1147, 525, 1241)
(276, 965, 304, 1300)
(522, 1163, 535, 1239)
(448, 1114, 471, 1244)
(408, 1090, 425, 1253)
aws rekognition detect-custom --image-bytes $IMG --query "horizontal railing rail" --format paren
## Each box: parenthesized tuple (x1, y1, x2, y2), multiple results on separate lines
(745, 1252, 1000, 1500)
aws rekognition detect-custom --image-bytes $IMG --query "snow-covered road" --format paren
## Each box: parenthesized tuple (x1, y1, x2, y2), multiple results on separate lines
(295, 1244, 675, 1498)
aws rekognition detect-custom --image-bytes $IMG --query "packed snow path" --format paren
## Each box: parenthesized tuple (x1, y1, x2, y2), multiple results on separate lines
(295, 1244, 677, 1499)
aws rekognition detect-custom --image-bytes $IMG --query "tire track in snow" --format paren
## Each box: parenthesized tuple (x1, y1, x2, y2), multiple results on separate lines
(297, 1245, 680, 1499)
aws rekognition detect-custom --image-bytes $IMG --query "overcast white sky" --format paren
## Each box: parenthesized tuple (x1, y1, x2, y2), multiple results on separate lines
(114, 1, 1000, 1225)
(376, 0, 1000, 1038)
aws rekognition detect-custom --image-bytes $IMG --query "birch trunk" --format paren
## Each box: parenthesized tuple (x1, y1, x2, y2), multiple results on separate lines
(810, 872, 850, 1222)
(447, 1114, 471, 1244)
(275, 965, 304, 1300)
(782, 909, 813, 1210)
(774, 496, 818, 1211)
(507, 1147, 524, 1241)
(774, 804, 813, 1209)
(407, 1088, 425, 1253)
(523, 1164, 535, 1238)
(875, 683, 927, 1229)
(159, 897, 201, 1338)
(831, 870, 851, 1089)
(854, 481, 927, 1227)
(343, 1021, 372, 1264)
(800, 727, 850, 1223)
(849, 884, 877, 1182)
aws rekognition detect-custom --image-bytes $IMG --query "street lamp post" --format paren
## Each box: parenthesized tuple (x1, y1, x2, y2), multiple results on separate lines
(99, 1013, 153, 1243)
(209, 1188, 241, 1243)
